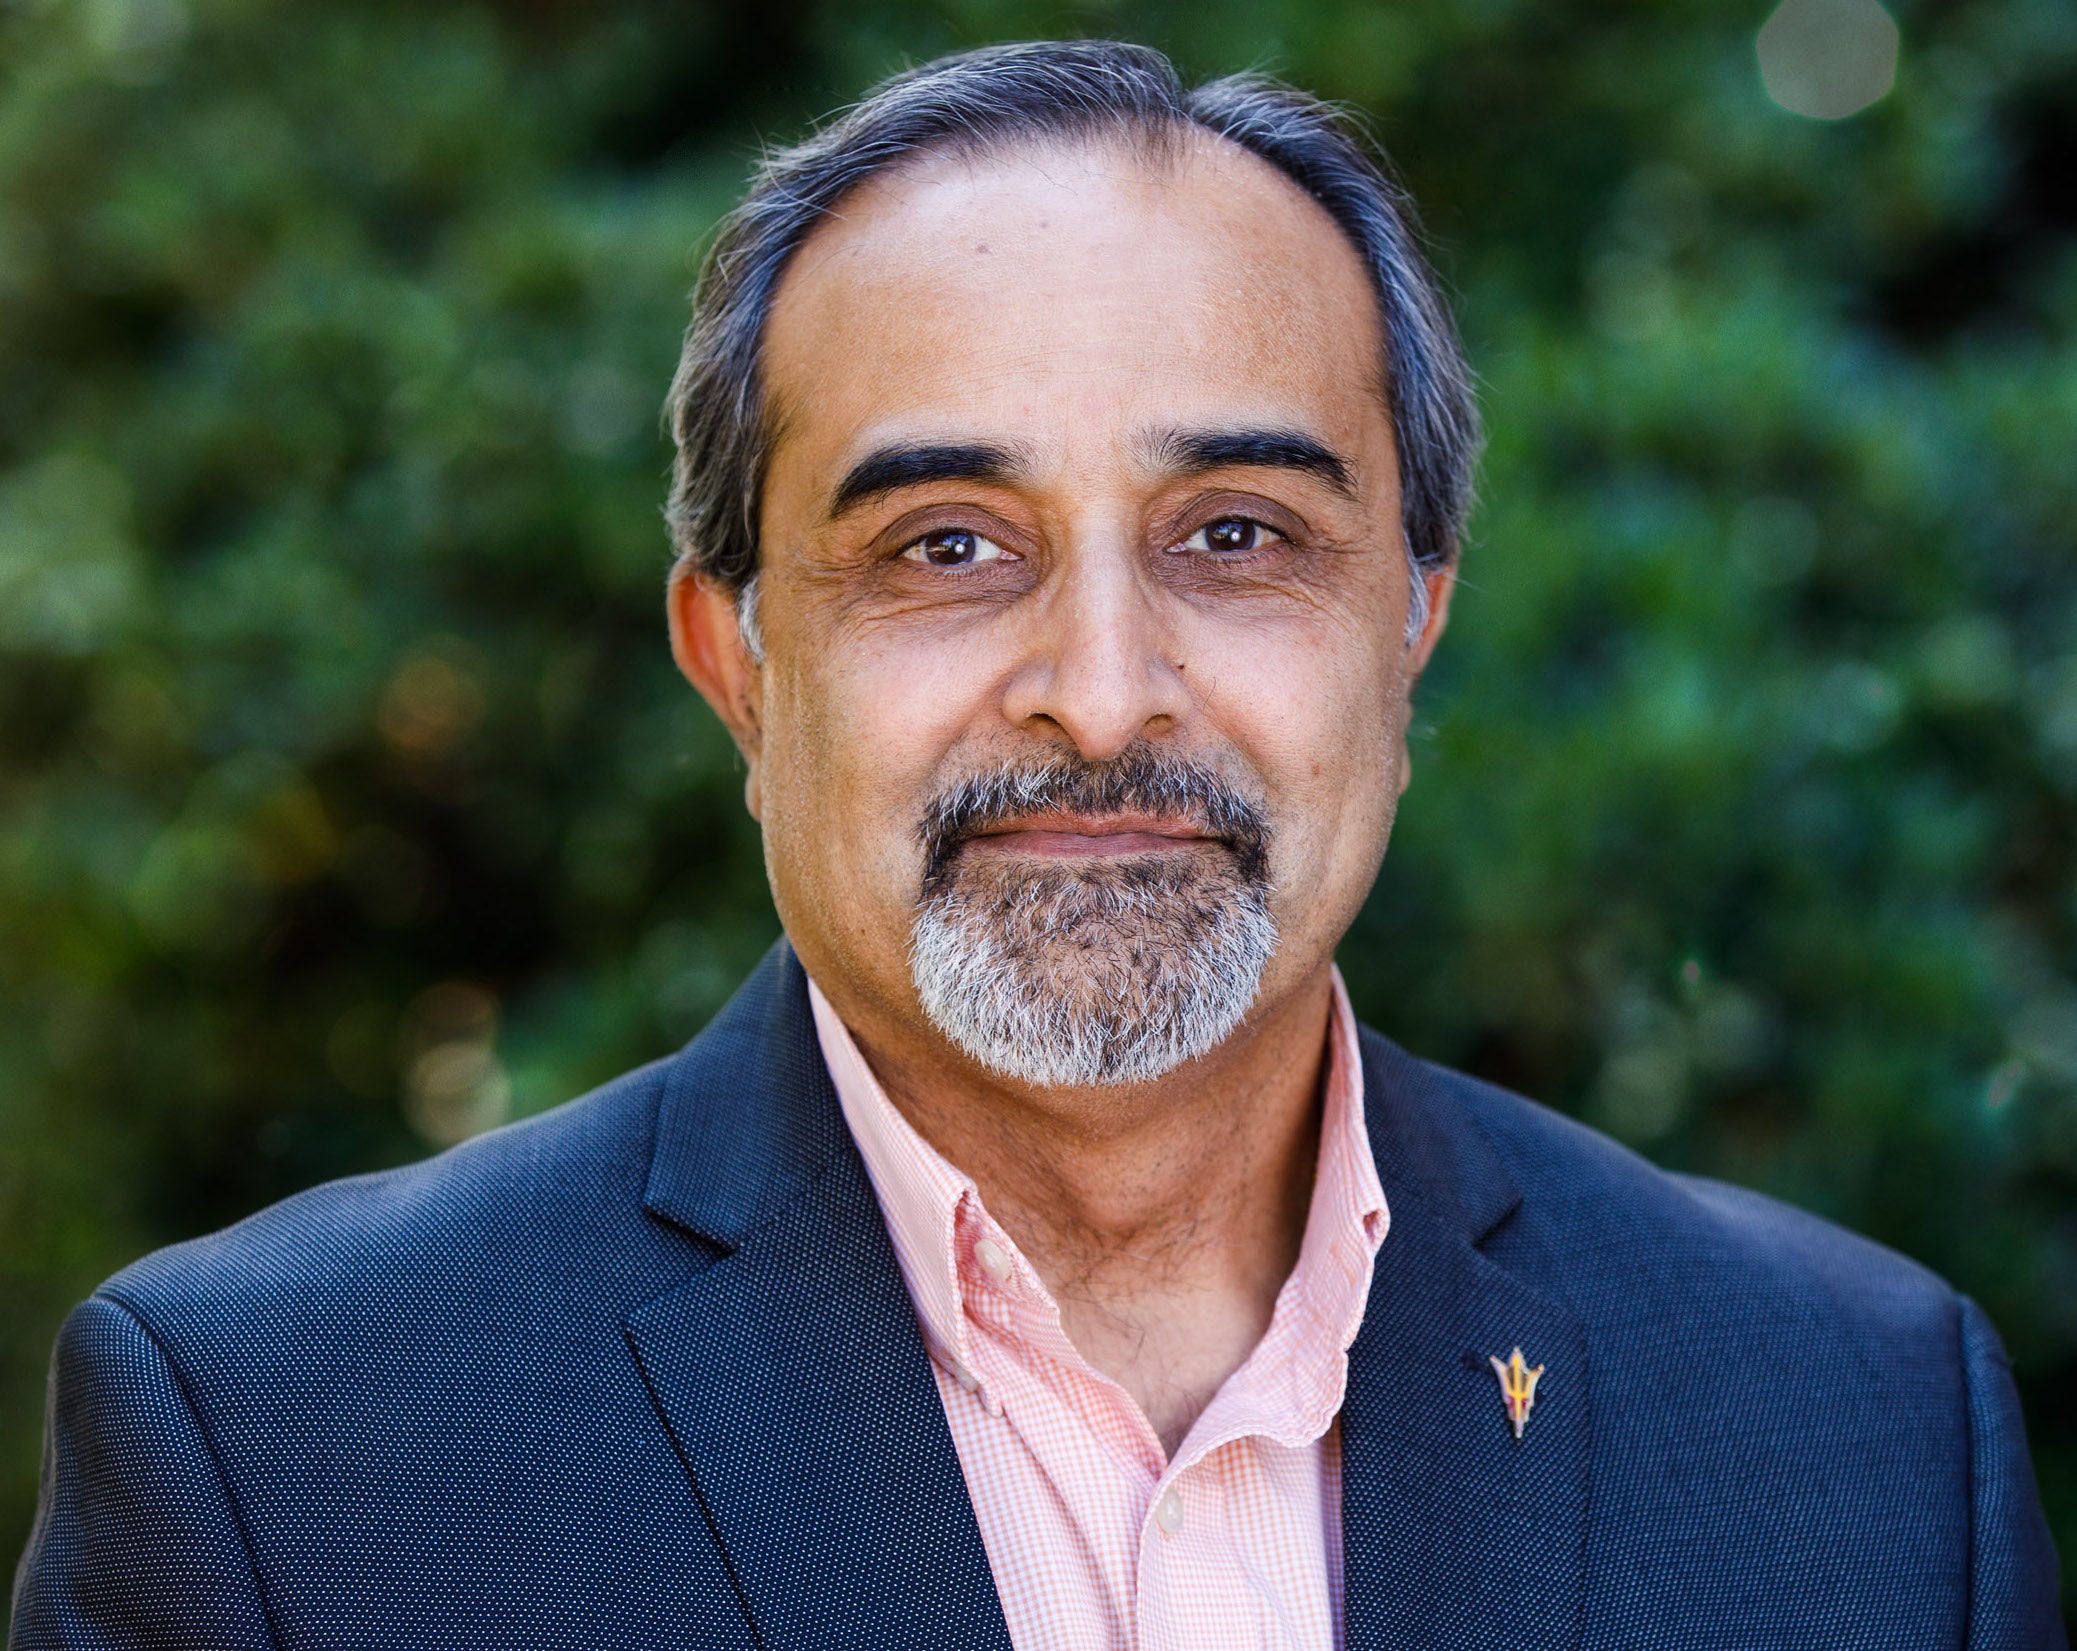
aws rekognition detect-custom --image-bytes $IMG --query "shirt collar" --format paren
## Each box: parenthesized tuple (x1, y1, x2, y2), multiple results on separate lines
(808, 978, 977, 1369)
(807, 968, 1389, 1445)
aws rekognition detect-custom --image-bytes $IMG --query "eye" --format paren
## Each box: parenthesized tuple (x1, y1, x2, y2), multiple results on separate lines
(1175, 516, 1280, 556)
(899, 528, 1013, 567)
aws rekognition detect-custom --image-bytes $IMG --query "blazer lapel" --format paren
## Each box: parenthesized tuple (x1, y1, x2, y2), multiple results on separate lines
(625, 944, 1013, 1651)
(1341, 1031, 1592, 1651)
(624, 946, 1589, 1648)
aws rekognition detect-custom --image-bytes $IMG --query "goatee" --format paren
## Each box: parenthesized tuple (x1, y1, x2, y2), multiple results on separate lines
(908, 746, 1276, 1087)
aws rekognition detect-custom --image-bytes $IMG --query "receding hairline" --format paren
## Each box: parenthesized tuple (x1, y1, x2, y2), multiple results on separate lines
(774, 119, 1364, 299)
(665, 42, 1481, 617)
(759, 122, 1393, 418)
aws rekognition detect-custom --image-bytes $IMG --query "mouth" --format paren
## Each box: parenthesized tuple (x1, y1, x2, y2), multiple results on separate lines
(958, 811, 1219, 860)
(915, 749, 1273, 890)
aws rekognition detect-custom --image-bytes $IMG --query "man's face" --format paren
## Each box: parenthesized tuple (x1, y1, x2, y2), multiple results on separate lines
(677, 131, 1450, 1087)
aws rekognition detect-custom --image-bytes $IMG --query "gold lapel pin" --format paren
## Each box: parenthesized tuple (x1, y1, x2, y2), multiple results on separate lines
(1490, 1347, 1544, 1439)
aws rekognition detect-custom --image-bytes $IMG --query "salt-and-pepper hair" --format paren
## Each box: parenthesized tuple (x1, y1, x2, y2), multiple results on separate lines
(666, 39, 1480, 650)
(907, 748, 1278, 1087)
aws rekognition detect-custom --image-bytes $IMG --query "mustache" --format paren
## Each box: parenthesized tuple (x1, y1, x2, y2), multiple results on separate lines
(917, 746, 1271, 890)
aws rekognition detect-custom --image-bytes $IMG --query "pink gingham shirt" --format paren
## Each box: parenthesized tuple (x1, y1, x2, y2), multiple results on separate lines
(807, 972, 1389, 1651)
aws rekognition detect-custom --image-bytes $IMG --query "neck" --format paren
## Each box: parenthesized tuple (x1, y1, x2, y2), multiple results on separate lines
(843, 963, 1339, 1455)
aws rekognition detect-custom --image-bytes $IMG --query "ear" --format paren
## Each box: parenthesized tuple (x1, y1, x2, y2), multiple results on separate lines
(1395, 562, 1456, 797)
(667, 562, 765, 819)
(1407, 562, 1456, 677)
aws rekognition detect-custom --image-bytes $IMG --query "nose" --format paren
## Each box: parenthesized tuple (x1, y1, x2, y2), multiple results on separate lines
(999, 536, 1192, 761)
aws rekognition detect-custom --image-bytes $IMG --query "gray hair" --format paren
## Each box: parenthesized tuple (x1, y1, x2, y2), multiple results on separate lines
(907, 745, 1278, 1086)
(666, 39, 1480, 645)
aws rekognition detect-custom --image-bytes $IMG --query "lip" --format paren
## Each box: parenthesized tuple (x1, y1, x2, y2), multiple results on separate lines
(961, 812, 1215, 858)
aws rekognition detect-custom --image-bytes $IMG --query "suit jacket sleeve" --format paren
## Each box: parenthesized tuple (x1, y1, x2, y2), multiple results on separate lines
(1961, 1296, 2068, 1650)
(9, 1295, 276, 1651)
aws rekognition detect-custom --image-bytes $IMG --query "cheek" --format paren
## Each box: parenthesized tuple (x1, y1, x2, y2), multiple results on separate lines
(1191, 619, 1405, 895)
(757, 626, 994, 924)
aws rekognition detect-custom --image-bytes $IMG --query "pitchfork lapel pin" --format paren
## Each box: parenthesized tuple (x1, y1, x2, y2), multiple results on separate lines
(1490, 1347, 1544, 1439)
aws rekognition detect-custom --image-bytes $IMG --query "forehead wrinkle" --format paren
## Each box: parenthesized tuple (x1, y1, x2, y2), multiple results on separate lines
(758, 130, 1393, 555)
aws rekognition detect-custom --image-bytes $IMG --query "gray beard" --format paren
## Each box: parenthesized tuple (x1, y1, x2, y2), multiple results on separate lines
(909, 845, 1277, 1088)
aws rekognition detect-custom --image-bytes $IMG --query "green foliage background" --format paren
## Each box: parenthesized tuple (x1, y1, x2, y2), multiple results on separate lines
(3, 0, 2073, 1617)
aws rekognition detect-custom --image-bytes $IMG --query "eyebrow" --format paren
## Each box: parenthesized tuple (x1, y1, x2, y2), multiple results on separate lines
(827, 441, 1024, 519)
(1146, 426, 1357, 497)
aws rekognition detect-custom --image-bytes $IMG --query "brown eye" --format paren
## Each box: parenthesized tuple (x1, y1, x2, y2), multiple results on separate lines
(900, 529, 1010, 567)
(1177, 517, 1277, 555)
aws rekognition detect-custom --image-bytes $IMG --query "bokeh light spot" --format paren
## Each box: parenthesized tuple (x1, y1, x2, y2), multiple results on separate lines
(1757, 0, 1899, 120)
(402, 982, 511, 1146)
(379, 640, 488, 760)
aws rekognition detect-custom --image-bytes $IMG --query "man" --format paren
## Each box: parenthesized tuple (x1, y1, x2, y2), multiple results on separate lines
(12, 38, 2064, 1649)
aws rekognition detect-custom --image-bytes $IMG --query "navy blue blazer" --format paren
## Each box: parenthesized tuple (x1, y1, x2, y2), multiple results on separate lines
(12, 943, 2066, 1648)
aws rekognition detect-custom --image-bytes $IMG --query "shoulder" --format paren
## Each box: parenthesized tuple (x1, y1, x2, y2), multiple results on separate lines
(91, 941, 826, 1373)
(1378, 1032, 1961, 1352)
(97, 1053, 694, 1347)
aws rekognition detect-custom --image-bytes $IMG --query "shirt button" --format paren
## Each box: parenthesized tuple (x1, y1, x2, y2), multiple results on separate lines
(1154, 1487, 1184, 1536)
(974, 1237, 1013, 1285)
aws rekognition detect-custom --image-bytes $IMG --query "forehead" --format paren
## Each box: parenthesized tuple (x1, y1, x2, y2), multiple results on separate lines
(758, 131, 1389, 494)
